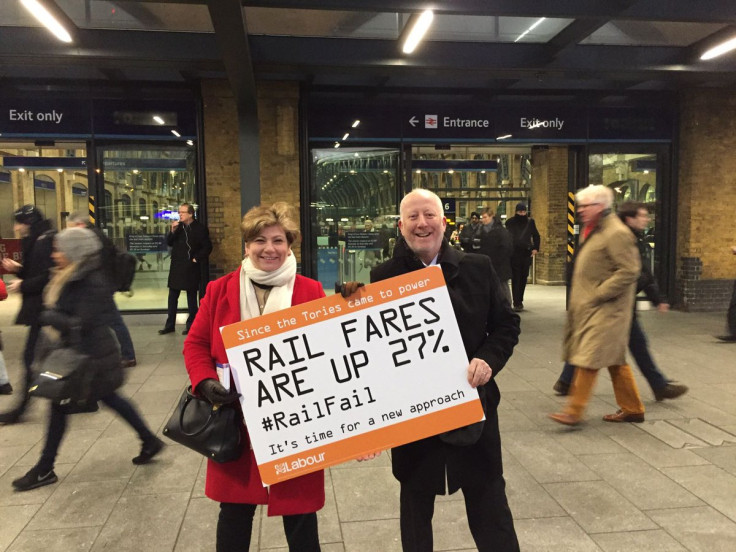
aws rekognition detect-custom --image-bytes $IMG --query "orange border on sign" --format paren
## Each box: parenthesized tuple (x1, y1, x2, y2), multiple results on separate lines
(258, 399, 484, 485)
(221, 266, 446, 349)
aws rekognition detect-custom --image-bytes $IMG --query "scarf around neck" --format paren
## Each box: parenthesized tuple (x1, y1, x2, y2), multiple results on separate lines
(239, 253, 296, 320)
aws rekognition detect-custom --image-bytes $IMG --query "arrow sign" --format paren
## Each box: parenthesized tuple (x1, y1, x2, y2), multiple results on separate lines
(409, 116, 418, 127)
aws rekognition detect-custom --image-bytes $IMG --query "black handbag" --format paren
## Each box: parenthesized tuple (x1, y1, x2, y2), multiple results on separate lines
(30, 347, 93, 402)
(163, 386, 244, 463)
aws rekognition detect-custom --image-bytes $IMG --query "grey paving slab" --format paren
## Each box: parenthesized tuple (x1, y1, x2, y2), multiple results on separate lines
(65, 435, 140, 483)
(662, 464, 736, 523)
(341, 519, 402, 552)
(90, 492, 190, 551)
(646, 506, 736, 552)
(544, 480, 658, 533)
(502, 458, 566, 519)
(0, 463, 74, 508)
(590, 529, 688, 552)
(577, 452, 704, 510)
(123, 443, 202, 496)
(6, 527, 101, 552)
(667, 418, 736, 446)
(0, 504, 41, 551)
(331, 465, 399, 522)
(514, 517, 602, 552)
(18, 428, 102, 468)
(173, 497, 221, 552)
(693, 445, 736, 476)
(430, 498, 477, 550)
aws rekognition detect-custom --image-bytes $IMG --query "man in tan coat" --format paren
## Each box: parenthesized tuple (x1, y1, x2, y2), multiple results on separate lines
(549, 185, 645, 426)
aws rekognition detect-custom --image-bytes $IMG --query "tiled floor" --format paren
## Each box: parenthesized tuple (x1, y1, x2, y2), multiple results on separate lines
(1, 285, 735, 551)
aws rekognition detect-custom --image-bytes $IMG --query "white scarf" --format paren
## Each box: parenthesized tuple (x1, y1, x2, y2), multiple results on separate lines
(239, 253, 296, 321)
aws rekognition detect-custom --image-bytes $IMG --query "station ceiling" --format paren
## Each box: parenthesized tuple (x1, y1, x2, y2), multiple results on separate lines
(1, 0, 736, 98)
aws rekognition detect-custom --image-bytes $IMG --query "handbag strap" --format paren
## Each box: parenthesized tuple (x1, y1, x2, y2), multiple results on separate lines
(179, 386, 218, 437)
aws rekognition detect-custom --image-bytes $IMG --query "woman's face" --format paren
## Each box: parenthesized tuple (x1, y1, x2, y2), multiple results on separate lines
(51, 248, 71, 268)
(245, 224, 290, 272)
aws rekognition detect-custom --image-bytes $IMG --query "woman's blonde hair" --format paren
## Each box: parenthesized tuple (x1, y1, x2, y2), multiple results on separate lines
(241, 202, 300, 245)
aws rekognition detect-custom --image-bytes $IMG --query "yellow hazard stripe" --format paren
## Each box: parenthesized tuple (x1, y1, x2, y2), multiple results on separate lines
(88, 195, 96, 225)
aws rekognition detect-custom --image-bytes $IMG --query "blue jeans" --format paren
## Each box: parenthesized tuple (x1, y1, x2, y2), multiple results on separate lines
(38, 392, 154, 472)
(109, 307, 135, 361)
(560, 316, 668, 392)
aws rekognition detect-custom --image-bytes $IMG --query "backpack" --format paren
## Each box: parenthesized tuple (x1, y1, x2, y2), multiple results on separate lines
(113, 250, 137, 292)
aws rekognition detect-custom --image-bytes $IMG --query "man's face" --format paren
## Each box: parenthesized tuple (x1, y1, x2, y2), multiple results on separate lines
(627, 208, 650, 232)
(178, 206, 193, 224)
(470, 214, 480, 225)
(516, 209, 527, 217)
(577, 201, 604, 226)
(481, 213, 492, 225)
(398, 192, 447, 263)
(14, 222, 29, 238)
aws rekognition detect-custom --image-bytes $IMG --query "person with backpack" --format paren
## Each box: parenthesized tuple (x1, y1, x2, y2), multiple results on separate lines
(505, 202, 540, 312)
(67, 212, 137, 368)
(0, 205, 55, 424)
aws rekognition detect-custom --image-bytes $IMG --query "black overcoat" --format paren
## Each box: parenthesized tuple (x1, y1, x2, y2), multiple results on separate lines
(16, 219, 55, 326)
(479, 223, 513, 281)
(371, 240, 520, 494)
(166, 219, 212, 291)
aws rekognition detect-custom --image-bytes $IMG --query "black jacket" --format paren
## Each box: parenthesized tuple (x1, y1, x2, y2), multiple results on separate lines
(16, 219, 55, 326)
(458, 222, 482, 252)
(479, 223, 513, 281)
(371, 240, 520, 494)
(505, 214, 540, 256)
(632, 228, 661, 306)
(166, 219, 212, 291)
(40, 256, 122, 399)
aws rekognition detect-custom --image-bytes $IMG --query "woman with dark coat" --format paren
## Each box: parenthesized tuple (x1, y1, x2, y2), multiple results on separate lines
(12, 227, 164, 492)
(184, 202, 325, 552)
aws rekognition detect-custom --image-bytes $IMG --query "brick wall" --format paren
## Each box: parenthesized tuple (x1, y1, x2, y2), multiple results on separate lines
(676, 89, 736, 310)
(201, 80, 301, 278)
(531, 146, 568, 285)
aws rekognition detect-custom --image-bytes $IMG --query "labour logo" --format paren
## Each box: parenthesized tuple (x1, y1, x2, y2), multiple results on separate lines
(425, 115, 438, 129)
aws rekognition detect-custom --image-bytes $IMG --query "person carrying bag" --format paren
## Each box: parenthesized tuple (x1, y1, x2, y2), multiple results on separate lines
(12, 227, 164, 492)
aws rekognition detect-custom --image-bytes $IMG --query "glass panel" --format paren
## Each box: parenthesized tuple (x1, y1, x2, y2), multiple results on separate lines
(99, 145, 198, 311)
(587, 152, 658, 276)
(581, 21, 725, 46)
(310, 147, 399, 293)
(0, 141, 87, 237)
(411, 145, 532, 238)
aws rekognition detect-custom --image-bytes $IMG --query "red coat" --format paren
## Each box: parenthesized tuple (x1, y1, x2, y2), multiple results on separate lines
(184, 269, 326, 516)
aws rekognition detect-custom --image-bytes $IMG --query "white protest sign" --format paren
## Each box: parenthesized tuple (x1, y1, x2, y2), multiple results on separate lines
(221, 266, 484, 485)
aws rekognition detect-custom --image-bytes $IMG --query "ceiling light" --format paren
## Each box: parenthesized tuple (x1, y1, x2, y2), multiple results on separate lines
(701, 36, 736, 60)
(186, 140, 194, 146)
(21, 0, 73, 43)
(153, 115, 165, 125)
(514, 17, 546, 43)
(171, 130, 181, 137)
(19, 168, 26, 173)
(56, 168, 63, 172)
(448, 169, 454, 174)
(352, 120, 360, 128)
(497, 134, 512, 140)
(415, 169, 421, 174)
(402, 10, 434, 54)
(334, 142, 340, 148)
(342, 133, 350, 141)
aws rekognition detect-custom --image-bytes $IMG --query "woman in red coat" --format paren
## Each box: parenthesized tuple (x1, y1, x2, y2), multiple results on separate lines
(184, 202, 325, 552)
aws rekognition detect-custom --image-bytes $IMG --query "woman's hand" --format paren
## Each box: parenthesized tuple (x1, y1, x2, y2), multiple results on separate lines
(356, 450, 382, 462)
(196, 378, 240, 404)
(338, 281, 364, 298)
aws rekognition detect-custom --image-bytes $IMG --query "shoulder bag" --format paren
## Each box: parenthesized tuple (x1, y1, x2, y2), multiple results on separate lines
(30, 346, 93, 402)
(163, 386, 244, 463)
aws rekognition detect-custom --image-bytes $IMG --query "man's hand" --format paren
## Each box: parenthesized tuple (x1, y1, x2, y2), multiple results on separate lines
(1, 258, 21, 273)
(7, 279, 22, 293)
(531, 249, 538, 256)
(171, 221, 179, 232)
(338, 281, 364, 298)
(731, 245, 736, 255)
(657, 302, 670, 313)
(467, 358, 493, 388)
(356, 450, 382, 462)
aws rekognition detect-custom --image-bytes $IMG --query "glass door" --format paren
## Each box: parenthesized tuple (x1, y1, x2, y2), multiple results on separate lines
(97, 145, 198, 310)
(309, 147, 400, 292)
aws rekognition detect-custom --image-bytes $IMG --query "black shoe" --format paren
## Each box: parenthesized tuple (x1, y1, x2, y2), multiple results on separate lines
(158, 327, 175, 335)
(716, 335, 736, 342)
(654, 383, 689, 401)
(12, 466, 58, 492)
(133, 436, 165, 465)
(553, 380, 570, 396)
(0, 411, 22, 425)
(513, 304, 524, 312)
(0, 382, 12, 395)
(182, 329, 189, 335)
(121, 359, 137, 368)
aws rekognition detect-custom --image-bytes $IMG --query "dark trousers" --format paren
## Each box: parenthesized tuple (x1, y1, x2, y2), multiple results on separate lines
(109, 306, 135, 361)
(38, 392, 155, 473)
(728, 280, 736, 336)
(399, 476, 519, 552)
(216, 502, 320, 552)
(0, 323, 41, 422)
(164, 288, 199, 330)
(559, 317, 669, 393)
(509, 253, 532, 306)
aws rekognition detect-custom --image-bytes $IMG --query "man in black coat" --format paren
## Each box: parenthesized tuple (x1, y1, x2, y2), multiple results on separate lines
(159, 203, 212, 335)
(368, 189, 521, 552)
(479, 209, 513, 306)
(0, 205, 55, 424)
(505, 202, 540, 312)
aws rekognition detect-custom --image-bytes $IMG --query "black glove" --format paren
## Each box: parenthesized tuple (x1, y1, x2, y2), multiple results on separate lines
(336, 281, 365, 298)
(196, 378, 239, 405)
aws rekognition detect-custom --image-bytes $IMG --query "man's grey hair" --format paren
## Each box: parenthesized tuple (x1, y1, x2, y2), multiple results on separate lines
(67, 211, 89, 226)
(399, 189, 445, 217)
(575, 185, 613, 209)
